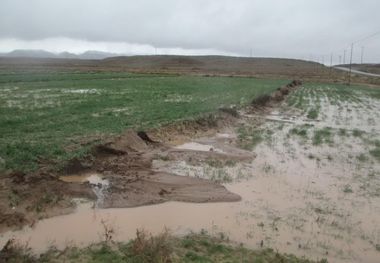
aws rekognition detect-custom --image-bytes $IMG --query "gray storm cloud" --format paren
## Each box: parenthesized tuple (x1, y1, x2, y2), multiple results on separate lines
(0, 0, 379, 62)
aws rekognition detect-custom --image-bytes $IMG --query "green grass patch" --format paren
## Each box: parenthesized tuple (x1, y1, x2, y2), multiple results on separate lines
(370, 148, 380, 161)
(357, 153, 368, 162)
(352, 129, 364, 138)
(312, 127, 333, 145)
(369, 140, 380, 161)
(237, 126, 264, 150)
(289, 127, 308, 139)
(307, 108, 319, 119)
(205, 158, 236, 168)
(343, 185, 353, 193)
(338, 128, 348, 137)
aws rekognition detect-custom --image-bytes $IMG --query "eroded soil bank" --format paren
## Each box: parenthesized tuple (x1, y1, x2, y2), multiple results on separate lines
(4, 81, 380, 263)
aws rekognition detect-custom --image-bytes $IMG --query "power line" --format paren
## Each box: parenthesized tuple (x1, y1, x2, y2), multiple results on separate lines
(313, 29, 380, 66)
(353, 30, 380, 44)
(292, 29, 379, 66)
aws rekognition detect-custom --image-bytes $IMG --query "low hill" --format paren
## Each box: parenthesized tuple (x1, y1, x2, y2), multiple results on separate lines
(0, 55, 379, 85)
(0, 49, 118, 60)
(101, 55, 323, 77)
(3, 49, 58, 58)
(0, 55, 325, 78)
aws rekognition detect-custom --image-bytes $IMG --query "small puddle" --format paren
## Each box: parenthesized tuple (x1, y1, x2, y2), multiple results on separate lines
(216, 133, 235, 139)
(175, 142, 224, 153)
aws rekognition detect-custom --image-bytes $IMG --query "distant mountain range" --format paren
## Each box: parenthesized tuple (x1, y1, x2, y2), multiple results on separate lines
(0, 49, 121, 59)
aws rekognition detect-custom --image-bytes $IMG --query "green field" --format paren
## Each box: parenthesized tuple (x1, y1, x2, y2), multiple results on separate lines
(0, 71, 286, 172)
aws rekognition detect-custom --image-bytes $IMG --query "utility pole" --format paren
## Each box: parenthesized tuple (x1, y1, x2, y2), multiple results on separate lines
(330, 53, 333, 77)
(339, 55, 342, 65)
(343, 50, 346, 64)
(348, 43, 354, 86)
(361, 46, 364, 64)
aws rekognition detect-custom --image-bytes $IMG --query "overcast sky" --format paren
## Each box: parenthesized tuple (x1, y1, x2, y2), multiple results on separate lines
(0, 0, 379, 63)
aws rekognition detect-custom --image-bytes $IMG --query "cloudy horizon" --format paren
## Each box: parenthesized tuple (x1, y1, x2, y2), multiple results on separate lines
(0, 0, 379, 63)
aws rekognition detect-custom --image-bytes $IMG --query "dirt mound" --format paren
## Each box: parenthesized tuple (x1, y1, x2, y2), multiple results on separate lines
(149, 113, 238, 145)
(251, 80, 302, 106)
(218, 107, 239, 117)
(271, 80, 301, 101)
(252, 94, 272, 107)
(63, 158, 90, 174)
(96, 130, 150, 156)
(286, 79, 303, 87)
(137, 131, 158, 143)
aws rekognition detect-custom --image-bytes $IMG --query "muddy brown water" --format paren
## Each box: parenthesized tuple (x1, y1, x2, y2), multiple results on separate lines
(1, 92, 380, 263)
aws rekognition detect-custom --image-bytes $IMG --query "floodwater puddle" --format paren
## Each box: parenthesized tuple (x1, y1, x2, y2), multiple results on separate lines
(61, 88, 100, 94)
(216, 132, 235, 139)
(175, 142, 224, 153)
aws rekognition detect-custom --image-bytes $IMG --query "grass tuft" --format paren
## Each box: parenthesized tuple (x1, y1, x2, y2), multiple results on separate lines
(312, 128, 333, 145)
(307, 108, 319, 119)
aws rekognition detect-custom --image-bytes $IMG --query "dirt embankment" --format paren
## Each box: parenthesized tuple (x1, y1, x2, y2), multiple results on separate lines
(0, 80, 301, 232)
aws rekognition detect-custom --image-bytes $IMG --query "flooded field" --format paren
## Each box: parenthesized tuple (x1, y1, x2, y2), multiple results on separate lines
(1, 83, 380, 262)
